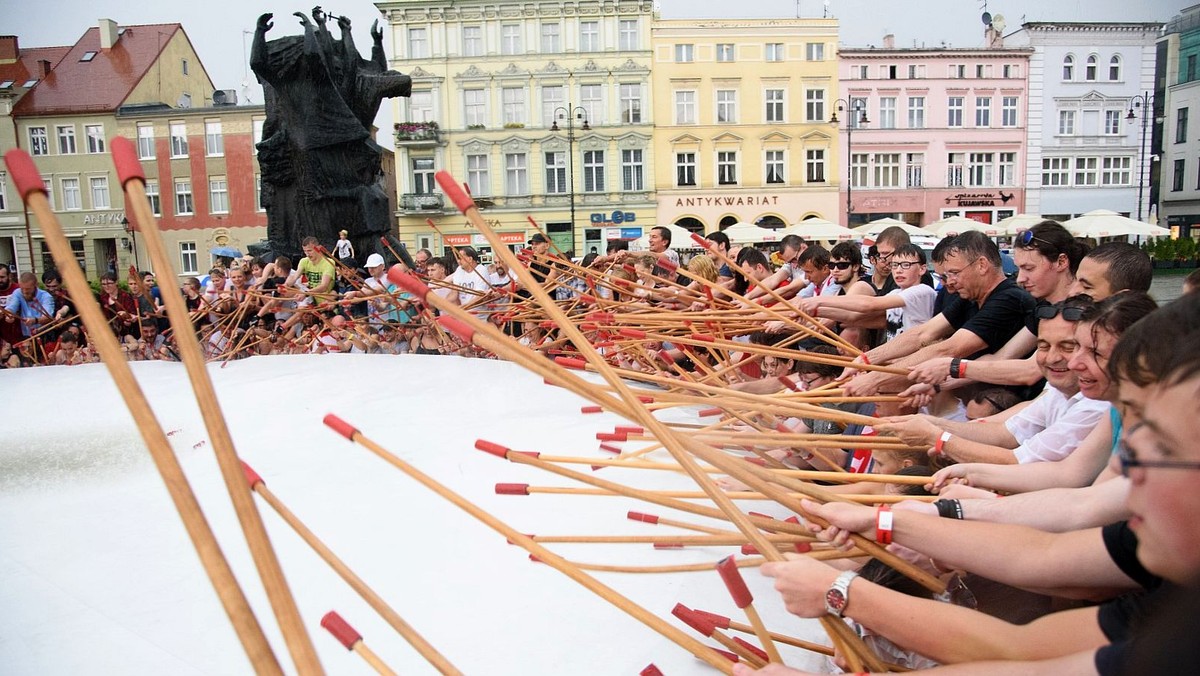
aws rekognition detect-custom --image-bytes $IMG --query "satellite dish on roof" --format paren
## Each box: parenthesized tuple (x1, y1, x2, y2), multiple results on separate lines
(982, 11, 992, 26)
(992, 14, 1007, 33)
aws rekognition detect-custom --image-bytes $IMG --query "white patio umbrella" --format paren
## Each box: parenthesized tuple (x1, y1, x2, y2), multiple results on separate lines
(924, 215, 1001, 237)
(1063, 209, 1170, 239)
(782, 218, 858, 241)
(630, 223, 697, 250)
(722, 221, 782, 244)
(853, 217, 929, 240)
(995, 213, 1049, 236)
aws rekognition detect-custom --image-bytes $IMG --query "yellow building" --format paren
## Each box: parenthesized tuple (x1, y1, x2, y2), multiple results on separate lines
(377, 0, 657, 257)
(651, 19, 841, 234)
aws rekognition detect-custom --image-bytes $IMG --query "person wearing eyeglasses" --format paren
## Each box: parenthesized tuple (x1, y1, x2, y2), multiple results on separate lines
(742, 295, 1200, 676)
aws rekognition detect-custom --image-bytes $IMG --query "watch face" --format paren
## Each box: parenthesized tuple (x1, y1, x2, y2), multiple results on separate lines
(826, 588, 847, 613)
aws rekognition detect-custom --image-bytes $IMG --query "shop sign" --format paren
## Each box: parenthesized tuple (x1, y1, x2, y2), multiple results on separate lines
(590, 210, 637, 224)
(82, 212, 128, 226)
(605, 227, 643, 240)
(944, 191, 1016, 208)
(444, 234, 471, 246)
(674, 195, 780, 207)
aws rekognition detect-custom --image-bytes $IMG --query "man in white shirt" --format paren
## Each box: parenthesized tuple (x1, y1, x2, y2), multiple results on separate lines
(449, 246, 494, 311)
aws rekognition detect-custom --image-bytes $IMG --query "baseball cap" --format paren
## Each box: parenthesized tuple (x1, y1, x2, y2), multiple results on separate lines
(529, 233, 549, 244)
(365, 253, 386, 268)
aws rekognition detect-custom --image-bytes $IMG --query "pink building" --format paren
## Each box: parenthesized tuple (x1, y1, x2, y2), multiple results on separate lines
(837, 39, 1032, 227)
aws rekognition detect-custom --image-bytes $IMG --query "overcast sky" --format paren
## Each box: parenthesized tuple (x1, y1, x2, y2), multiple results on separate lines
(3, 0, 1182, 139)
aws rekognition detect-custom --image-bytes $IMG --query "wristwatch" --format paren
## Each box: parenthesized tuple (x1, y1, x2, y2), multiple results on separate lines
(825, 570, 859, 617)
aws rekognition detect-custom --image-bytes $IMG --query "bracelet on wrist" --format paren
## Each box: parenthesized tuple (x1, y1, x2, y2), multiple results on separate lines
(875, 504, 894, 545)
(949, 358, 961, 379)
(933, 430, 952, 456)
(934, 498, 964, 520)
(958, 359, 969, 379)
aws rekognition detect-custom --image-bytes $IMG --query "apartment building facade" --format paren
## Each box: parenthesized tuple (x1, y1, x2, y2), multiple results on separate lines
(651, 18, 840, 234)
(1160, 6, 1200, 239)
(377, 0, 656, 257)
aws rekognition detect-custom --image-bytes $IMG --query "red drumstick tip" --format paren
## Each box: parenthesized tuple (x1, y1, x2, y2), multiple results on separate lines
(618, 328, 647, 339)
(322, 413, 358, 440)
(436, 315, 476, 342)
(109, 136, 146, 187)
(596, 431, 627, 442)
(554, 356, 588, 370)
(615, 425, 644, 435)
(690, 608, 732, 630)
(712, 648, 740, 663)
(655, 254, 678, 272)
(733, 637, 769, 662)
(740, 544, 760, 556)
(240, 461, 264, 489)
(598, 442, 622, 454)
(494, 483, 530, 495)
(3, 149, 48, 200)
(319, 611, 362, 650)
(672, 604, 716, 636)
(794, 541, 813, 554)
(387, 266, 430, 297)
(435, 170, 476, 213)
(640, 664, 664, 676)
(690, 232, 712, 248)
(627, 511, 660, 524)
(581, 405, 604, 414)
(716, 555, 753, 608)
(474, 439, 512, 458)
(699, 407, 724, 417)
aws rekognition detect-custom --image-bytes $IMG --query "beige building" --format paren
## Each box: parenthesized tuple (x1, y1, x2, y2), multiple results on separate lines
(377, 0, 657, 257)
(651, 18, 841, 234)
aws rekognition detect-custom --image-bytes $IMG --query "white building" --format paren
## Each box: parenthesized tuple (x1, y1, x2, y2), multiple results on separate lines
(1160, 5, 1200, 239)
(1007, 22, 1163, 221)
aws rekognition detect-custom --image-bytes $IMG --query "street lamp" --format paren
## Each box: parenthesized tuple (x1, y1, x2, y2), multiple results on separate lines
(550, 105, 589, 251)
(122, 216, 140, 271)
(831, 98, 869, 226)
(1126, 91, 1157, 222)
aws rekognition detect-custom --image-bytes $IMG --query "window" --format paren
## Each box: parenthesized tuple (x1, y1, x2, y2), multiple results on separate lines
(1085, 55, 1097, 81)
(766, 43, 785, 62)
(89, 176, 110, 209)
(620, 84, 642, 123)
(805, 89, 825, 122)
(906, 153, 924, 187)
(874, 153, 900, 188)
(622, 149, 644, 191)
(908, 64, 924, 79)
(252, 118, 265, 147)
(182, 59, 188, 75)
(977, 64, 991, 79)
(1002, 97, 1019, 127)
(1172, 159, 1186, 191)
(948, 97, 963, 127)
(806, 149, 825, 183)
(467, 154, 490, 196)
(541, 22, 560, 53)
(1105, 110, 1122, 135)
(583, 150, 605, 192)
(580, 84, 603, 126)
(29, 126, 48, 155)
(619, 20, 638, 50)
(42, 178, 54, 209)
(180, 242, 198, 275)
(411, 158, 435, 194)
(57, 125, 76, 154)
(716, 43, 734, 62)
(716, 90, 737, 124)
(0, 172, 5, 211)
(145, 179, 161, 216)
(502, 87, 526, 125)
(82, 124, 104, 154)
(209, 177, 228, 213)
(717, 151, 737, 185)
(80, 51, 97, 62)
(542, 85, 564, 127)
(1109, 55, 1121, 81)
(999, 152, 1016, 186)
(169, 122, 188, 157)
(579, 21, 599, 52)
(504, 153, 528, 195)
(204, 120, 223, 156)
(174, 179, 193, 215)
(765, 89, 785, 123)
(1188, 54, 1198, 83)
(947, 153, 965, 187)
(255, 174, 263, 211)
(975, 97, 991, 127)
(545, 152, 567, 194)
(878, 97, 896, 129)
(851, 154, 869, 188)
(907, 96, 925, 128)
(1058, 110, 1076, 135)
(968, 153, 994, 186)
(463, 26, 483, 57)
(408, 28, 429, 58)
(1003, 64, 1014, 78)
(806, 42, 824, 61)
(676, 152, 697, 186)
(501, 24, 521, 55)
(854, 65, 869, 79)
(1074, 157, 1098, 186)
(847, 97, 867, 128)
(765, 150, 785, 184)
(950, 64, 966, 78)
(137, 123, 155, 158)
(1102, 157, 1131, 186)
(675, 44, 694, 63)
(1176, 107, 1189, 144)
(1063, 55, 1074, 81)
(61, 178, 82, 210)
(1042, 157, 1070, 186)
(22, 79, 37, 88)
(675, 90, 696, 124)
(464, 89, 487, 127)
(409, 90, 434, 122)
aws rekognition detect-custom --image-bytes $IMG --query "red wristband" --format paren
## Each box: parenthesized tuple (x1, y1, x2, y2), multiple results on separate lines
(861, 354, 871, 366)
(934, 430, 951, 456)
(957, 360, 968, 379)
(875, 504, 894, 545)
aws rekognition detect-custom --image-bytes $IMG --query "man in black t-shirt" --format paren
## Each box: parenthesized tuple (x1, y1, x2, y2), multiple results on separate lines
(844, 231, 1034, 397)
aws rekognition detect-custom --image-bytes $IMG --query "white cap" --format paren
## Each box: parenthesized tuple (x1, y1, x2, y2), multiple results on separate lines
(365, 253, 386, 268)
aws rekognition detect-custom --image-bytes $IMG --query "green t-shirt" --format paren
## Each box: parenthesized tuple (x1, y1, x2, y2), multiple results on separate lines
(297, 257, 336, 302)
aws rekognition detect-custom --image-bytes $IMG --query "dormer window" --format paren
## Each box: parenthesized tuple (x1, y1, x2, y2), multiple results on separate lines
(80, 51, 97, 62)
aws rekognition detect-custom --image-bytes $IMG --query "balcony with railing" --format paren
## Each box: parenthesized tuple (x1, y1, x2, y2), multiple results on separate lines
(394, 121, 441, 146)
(400, 193, 446, 213)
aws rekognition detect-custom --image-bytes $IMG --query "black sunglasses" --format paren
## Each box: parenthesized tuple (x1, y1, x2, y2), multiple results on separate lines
(1117, 423, 1200, 477)
(1035, 304, 1088, 321)
(830, 261, 853, 270)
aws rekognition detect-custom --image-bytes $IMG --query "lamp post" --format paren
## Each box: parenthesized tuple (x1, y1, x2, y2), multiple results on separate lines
(550, 105, 589, 252)
(123, 216, 140, 271)
(831, 98, 869, 226)
(1126, 91, 1155, 222)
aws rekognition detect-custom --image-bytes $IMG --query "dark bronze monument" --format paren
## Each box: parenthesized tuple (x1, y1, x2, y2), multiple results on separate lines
(249, 7, 413, 266)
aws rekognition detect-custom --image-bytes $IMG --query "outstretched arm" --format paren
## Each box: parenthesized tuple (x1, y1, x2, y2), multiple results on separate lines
(250, 13, 276, 82)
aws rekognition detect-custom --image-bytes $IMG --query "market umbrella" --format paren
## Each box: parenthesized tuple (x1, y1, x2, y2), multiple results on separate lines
(209, 246, 243, 258)
(852, 217, 929, 240)
(782, 218, 858, 241)
(924, 215, 1000, 237)
(722, 221, 781, 244)
(1063, 209, 1169, 239)
(995, 213, 1049, 236)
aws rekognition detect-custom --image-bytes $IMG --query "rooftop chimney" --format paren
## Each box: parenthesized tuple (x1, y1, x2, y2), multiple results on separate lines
(99, 19, 119, 50)
(39, 59, 51, 76)
(882, 33, 895, 49)
(0, 36, 17, 63)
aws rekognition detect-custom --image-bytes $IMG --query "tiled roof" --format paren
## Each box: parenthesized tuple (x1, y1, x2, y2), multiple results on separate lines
(0, 46, 70, 90)
(12, 23, 182, 116)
